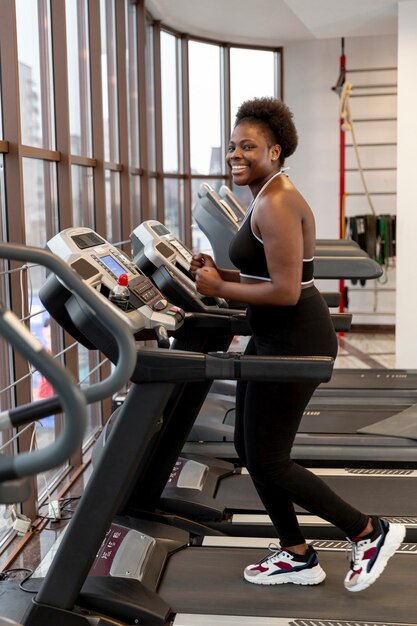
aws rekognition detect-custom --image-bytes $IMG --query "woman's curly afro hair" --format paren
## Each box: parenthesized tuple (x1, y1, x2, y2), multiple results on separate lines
(234, 97, 298, 163)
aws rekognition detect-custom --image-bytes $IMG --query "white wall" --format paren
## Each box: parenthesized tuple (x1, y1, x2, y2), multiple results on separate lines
(284, 34, 398, 233)
(396, 0, 417, 367)
(284, 34, 398, 325)
(284, 37, 340, 239)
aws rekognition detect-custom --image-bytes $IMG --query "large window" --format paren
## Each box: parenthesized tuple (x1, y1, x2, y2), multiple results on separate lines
(0, 0, 283, 544)
(125, 0, 141, 229)
(189, 41, 223, 176)
(66, 0, 93, 157)
(146, 21, 156, 172)
(161, 31, 180, 174)
(100, 0, 119, 164)
(230, 47, 277, 121)
(16, 0, 55, 149)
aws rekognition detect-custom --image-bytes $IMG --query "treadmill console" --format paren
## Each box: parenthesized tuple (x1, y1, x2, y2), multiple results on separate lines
(200, 184, 240, 227)
(219, 185, 247, 222)
(42, 227, 184, 338)
(131, 220, 228, 313)
(193, 183, 239, 270)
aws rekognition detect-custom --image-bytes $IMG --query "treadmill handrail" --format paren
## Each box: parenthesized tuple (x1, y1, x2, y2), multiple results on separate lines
(314, 255, 382, 279)
(0, 304, 87, 481)
(0, 243, 137, 406)
(132, 346, 334, 384)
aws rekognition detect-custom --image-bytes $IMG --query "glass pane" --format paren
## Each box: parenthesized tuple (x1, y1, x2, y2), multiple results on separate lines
(30, 304, 54, 446)
(66, 0, 93, 157)
(16, 0, 55, 149)
(130, 175, 141, 230)
(149, 178, 157, 217)
(0, 153, 10, 509)
(161, 31, 179, 173)
(0, 155, 5, 241)
(146, 22, 156, 171)
(0, 78, 3, 138)
(77, 345, 101, 433)
(71, 165, 95, 228)
(105, 170, 121, 243)
(230, 48, 276, 122)
(22, 158, 58, 248)
(189, 41, 222, 175)
(164, 178, 182, 237)
(125, 0, 140, 168)
(0, 154, 11, 433)
(21, 159, 60, 485)
(100, 0, 119, 163)
(191, 178, 222, 255)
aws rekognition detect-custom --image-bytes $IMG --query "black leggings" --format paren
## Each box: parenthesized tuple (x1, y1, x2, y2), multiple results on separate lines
(234, 286, 369, 546)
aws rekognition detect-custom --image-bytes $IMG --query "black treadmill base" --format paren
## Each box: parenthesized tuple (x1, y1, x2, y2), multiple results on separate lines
(160, 546, 416, 623)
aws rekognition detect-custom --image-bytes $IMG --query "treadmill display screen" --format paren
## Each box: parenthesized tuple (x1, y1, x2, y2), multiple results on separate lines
(100, 255, 127, 277)
(152, 224, 170, 237)
(71, 233, 105, 249)
(156, 241, 174, 260)
(71, 258, 98, 280)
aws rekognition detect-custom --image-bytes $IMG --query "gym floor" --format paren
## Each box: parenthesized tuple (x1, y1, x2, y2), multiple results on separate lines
(336, 332, 396, 369)
(0, 331, 397, 582)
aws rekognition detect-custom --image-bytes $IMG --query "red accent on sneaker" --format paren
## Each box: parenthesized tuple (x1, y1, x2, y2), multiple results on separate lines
(250, 564, 268, 572)
(363, 547, 377, 560)
(274, 561, 293, 571)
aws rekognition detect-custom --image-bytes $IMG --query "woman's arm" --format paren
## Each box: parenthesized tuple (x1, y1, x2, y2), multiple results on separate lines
(195, 189, 306, 307)
(191, 253, 241, 282)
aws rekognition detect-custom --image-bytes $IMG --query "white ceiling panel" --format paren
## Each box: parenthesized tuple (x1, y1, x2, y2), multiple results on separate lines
(145, 0, 399, 45)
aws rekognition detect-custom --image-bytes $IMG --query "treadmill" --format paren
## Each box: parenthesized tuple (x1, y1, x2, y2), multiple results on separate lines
(131, 219, 417, 466)
(127, 220, 417, 539)
(0, 239, 138, 626)
(195, 182, 375, 270)
(5, 238, 416, 626)
(194, 182, 417, 395)
(219, 184, 366, 251)
(34, 228, 417, 546)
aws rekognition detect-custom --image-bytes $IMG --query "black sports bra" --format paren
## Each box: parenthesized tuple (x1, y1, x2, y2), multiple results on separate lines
(229, 210, 314, 283)
(228, 170, 314, 284)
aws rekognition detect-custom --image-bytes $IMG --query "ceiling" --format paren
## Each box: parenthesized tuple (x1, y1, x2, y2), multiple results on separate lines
(145, 0, 399, 46)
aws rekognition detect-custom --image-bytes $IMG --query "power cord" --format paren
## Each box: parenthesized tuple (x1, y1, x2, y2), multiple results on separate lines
(0, 568, 36, 593)
(37, 496, 80, 525)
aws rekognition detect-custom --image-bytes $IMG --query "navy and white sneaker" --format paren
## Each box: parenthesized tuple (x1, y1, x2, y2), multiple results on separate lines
(344, 516, 406, 592)
(244, 544, 326, 586)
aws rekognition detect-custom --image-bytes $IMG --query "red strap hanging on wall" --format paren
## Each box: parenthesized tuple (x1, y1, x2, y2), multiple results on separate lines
(339, 40, 346, 313)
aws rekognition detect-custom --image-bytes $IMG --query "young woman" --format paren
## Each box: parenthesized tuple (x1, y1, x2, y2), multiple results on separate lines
(191, 97, 405, 592)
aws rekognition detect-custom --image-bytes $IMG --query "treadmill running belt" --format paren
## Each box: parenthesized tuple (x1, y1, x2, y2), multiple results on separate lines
(321, 369, 417, 390)
(215, 472, 417, 516)
(160, 546, 416, 622)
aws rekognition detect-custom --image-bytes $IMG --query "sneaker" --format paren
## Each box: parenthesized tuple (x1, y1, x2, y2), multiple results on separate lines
(244, 544, 326, 586)
(344, 517, 406, 592)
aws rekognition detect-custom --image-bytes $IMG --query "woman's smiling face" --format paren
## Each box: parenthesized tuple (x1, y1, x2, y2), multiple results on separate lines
(226, 121, 281, 191)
